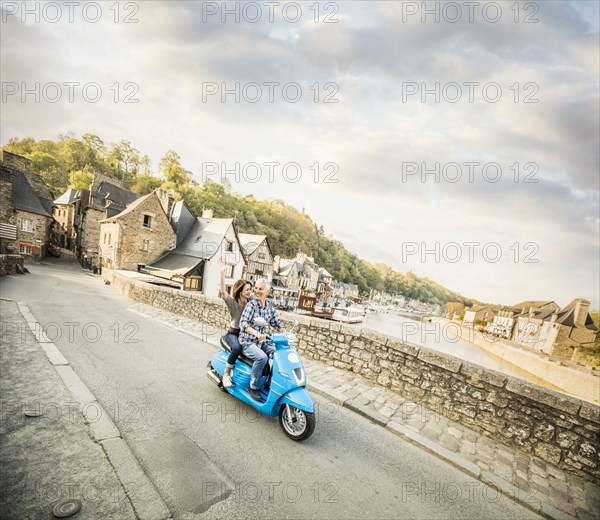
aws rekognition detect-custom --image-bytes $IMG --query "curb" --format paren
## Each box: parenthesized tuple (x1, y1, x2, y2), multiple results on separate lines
(15, 302, 172, 520)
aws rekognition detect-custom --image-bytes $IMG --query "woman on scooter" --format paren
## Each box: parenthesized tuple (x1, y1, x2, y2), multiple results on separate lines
(219, 262, 253, 388)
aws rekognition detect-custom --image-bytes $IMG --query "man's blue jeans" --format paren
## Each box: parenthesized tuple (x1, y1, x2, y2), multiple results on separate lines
(242, 341, 275, 390)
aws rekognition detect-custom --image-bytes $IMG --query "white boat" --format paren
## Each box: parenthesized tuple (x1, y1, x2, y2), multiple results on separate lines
(331, 306, 366, 324)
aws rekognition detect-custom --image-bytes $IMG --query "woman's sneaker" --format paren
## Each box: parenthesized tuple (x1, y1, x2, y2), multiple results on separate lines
(222, 374, 234, 387)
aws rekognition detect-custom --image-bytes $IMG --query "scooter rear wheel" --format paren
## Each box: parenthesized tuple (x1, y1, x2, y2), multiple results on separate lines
(278, 404, 316, 441)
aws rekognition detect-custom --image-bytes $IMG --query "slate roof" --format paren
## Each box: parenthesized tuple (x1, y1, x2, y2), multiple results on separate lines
(513, 300, 557, 310)
(86, 181, 139, 212)
(176, 218, 233, 259)
(100, 193, 153, 222)
(146, 251, 201, 276)
(54, 188, 78, 205)
(7, 166, 52, 218)
(238, 233, 267, 255)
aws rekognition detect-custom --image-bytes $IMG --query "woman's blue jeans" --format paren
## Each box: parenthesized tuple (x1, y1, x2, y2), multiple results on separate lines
(224, 332, 243, 368)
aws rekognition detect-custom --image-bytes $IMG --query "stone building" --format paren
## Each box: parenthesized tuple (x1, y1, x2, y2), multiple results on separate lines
(538, 299, 598, 358)
(53, 172, 140, 269)
(53, 188, 78, 249)
(238, 233, 274, 283)
(273, 251, 320, 293)
(0, 152, 55, 259)
(99, 190, 177, 271)
(463, 305, 497, 326)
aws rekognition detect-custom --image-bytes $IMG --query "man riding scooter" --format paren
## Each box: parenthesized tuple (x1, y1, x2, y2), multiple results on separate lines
(238, 278, 282, 401)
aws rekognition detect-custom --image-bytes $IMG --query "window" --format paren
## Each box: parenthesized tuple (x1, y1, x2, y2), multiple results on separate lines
(225, 240, 233, 252)
(20, 219, 34, 232)
(140, 239, 149, 252)
(19, 243, 32, 255)
(223, 264, 234, 278)
(258, 252, 266, 260)
(185, 276, 201, 291)
(143, 215, 152, 228)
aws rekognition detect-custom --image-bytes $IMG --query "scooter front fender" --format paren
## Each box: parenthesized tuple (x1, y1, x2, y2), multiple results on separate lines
(276, 387, 315, 414)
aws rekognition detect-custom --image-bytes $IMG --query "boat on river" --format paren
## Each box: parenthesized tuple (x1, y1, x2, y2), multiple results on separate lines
(331, 306, 366, 324)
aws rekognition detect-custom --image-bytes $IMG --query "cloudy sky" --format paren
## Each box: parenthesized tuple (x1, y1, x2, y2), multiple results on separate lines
(2, 0, 599, 308)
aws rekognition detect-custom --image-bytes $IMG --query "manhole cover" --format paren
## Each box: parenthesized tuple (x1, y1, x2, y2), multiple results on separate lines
(24, 410, 43, 417)
(53, 499, 82, 517)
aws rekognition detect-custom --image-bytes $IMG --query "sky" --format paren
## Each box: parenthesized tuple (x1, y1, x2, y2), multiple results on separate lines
(1, 0, 599, 308)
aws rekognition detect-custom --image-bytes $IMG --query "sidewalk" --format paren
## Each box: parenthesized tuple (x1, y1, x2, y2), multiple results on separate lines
(0, 299, 168, 519)
(129, 301, 599, 520)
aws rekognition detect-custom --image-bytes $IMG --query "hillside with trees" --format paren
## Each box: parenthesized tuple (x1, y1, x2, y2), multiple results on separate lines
(3, 133, 477, 305)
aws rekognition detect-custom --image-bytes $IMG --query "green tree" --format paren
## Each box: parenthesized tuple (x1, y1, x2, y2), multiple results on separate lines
(69, 170, 93, 190)
(159, 150, 192, 187)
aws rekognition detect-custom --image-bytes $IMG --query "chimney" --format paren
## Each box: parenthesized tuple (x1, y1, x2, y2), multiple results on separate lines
(156, 188, 174, 217)
(202, 209, 213, 219)
(573, 299, 591, 327)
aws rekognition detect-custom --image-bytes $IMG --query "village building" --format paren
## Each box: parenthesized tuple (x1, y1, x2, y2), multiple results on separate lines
(238, 233, 274, 283)
(538, 299, 598, 358)
(330, 281, 360, 301)
(53, 188, 78, 249)
(99, 190, 176, 271)
(76, 173, 140, 270)
(317, 267, 333, 298)
(142, 206, 245, 296)
(463, 304, 500, 326)
(0, 152, 55, 259)
(272, 252, 322, 294)
(486, 306, 523, 339)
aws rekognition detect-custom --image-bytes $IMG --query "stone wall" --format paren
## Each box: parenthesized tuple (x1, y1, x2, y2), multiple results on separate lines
(0, 254, 25, 276)
(105, 270, 600, 485)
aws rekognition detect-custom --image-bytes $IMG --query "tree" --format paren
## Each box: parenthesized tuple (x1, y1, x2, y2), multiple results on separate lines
(446, 302, 465, 320)
(159, 150, 192, 187)
(28, 151, 68, 193)
(69, 170, 93, 190)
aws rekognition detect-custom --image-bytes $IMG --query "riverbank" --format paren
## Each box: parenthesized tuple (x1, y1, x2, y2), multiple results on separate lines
(431, 317, 600, 404)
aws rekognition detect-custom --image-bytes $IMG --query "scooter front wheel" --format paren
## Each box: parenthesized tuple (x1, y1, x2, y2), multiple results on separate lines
(278, 404, 316, 441)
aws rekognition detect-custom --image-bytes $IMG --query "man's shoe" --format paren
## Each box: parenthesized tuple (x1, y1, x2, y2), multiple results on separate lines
(222, 374, 234, 388)
(249, 388, 263, 401)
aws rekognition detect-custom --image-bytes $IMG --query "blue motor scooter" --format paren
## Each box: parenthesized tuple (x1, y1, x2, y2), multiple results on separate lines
(207, 319, 316, 441)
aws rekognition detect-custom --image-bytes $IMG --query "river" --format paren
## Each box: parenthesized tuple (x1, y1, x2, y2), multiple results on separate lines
(358, 311, 563, 391)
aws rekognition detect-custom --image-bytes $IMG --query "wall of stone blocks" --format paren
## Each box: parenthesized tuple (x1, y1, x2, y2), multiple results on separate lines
(104, 270, 600, 485)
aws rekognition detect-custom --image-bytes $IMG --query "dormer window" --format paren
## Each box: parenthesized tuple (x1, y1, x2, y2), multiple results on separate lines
(143, 215, 152, 228)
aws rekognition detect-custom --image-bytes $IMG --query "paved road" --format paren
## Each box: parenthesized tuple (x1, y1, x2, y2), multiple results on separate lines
(0, 262, 542, 519)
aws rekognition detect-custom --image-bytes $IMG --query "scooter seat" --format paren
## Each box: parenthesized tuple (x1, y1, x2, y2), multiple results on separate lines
(220, 336, 254, 367)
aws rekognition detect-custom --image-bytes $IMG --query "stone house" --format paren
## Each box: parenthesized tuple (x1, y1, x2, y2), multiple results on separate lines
(485, 306, 522, 339)
(538, 299, 598, 358)
(99, 190, 176, 271)
(272, 256, 301, 290)
(53, 172, 140, 269)
(53, 188, 78, 249)
(238, 233, 274, 283)
(330, 281, 359, 300)
(273, 252, 320, 294)
(463, 305, 500, 326)
(317, 267, 333, 297)
(79, 174, 139, 269)
(143, 206, 245, 296)
(0, 152, 55, 259)
(512, 304, 559, 348)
